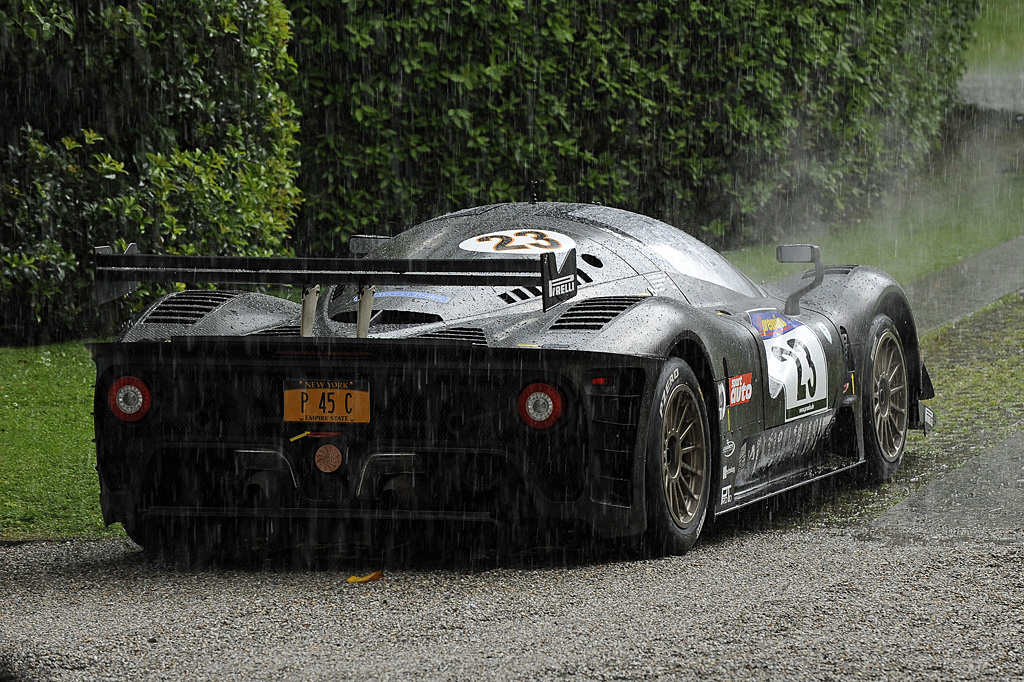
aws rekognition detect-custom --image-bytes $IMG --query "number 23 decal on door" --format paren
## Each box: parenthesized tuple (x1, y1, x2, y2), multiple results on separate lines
(459, 230, 576, 254)
(749, 310, 830, 422)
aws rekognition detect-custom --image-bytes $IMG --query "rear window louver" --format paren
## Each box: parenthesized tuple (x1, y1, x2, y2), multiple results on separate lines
(498, 268, 592, 305)
(331, 310, 444, 326)
(248, 324, 300, 337)
(549, 296, 644, 331)
(416, 327, 487, 345)
(141, 291, 238, 325)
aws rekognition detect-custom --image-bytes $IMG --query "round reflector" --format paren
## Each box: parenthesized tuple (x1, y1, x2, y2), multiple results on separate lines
(315, 444, 343, 473)
(108, 376, 151, 422)
(518, 383, 564, 429)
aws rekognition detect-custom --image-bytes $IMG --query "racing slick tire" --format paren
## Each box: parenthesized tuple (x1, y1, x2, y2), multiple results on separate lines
(644, 359, 712, 556)
(861, 314, 909, 484)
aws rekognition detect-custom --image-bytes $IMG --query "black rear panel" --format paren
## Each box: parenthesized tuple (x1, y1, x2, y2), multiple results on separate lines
(92, 337, 651, 522)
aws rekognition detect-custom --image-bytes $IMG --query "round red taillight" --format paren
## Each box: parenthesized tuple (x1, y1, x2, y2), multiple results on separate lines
(518, 383, 564, 429)
(108, 376, 151, 422)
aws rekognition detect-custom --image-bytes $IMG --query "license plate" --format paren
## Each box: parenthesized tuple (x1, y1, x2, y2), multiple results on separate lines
(283, 379, 370, 424)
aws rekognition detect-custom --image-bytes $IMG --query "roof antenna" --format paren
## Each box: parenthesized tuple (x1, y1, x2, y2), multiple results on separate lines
(525, 26, 540, 205)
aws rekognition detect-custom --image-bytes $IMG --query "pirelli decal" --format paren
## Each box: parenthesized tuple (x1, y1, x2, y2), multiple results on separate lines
(548, 273, 576, 297)
(541, 249, 578, 312)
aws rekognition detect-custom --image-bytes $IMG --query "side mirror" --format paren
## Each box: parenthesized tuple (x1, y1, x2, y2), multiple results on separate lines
(776, 244, 824, 315)
(776, 244, 819, 264)
(348, 235, 391, 256)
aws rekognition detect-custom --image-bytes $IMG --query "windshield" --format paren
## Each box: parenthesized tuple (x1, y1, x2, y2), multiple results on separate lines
(566, 205, 765, 299)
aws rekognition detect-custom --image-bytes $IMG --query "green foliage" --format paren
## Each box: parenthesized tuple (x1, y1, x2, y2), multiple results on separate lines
(0, 1, 302, 342)
(285, 0, 977, 254)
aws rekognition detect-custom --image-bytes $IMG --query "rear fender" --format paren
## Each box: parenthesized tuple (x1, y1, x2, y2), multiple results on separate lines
(773, 265, 931, 423)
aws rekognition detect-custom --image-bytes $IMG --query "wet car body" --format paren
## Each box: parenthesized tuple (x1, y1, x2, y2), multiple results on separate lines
(91, 202, 935, 554)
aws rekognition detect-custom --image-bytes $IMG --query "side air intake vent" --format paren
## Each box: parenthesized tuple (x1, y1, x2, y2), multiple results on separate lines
(416, 327, 487, 345)
(141, 291, 237, 325)
(549, 296, 643, 331)
(803, 265, 857, 278)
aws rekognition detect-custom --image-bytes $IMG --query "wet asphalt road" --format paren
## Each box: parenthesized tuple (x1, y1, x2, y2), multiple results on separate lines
(904, 233, 1024, 333)
(873, 434, 1024, 546)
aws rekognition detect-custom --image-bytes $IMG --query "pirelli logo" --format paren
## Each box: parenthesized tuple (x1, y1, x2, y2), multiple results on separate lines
(541, 249, 578, 311)
(547, 273, 576, 298)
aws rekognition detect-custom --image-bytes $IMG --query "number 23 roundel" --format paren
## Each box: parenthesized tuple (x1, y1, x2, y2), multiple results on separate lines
(459, 230, 576, 254)
(748, 310, 829, 422)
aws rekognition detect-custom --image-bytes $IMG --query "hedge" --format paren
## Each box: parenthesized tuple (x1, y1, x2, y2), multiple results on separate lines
(285, 0, 977, 254)
(0, 0, 301, 342)
(0, 0, 978, 341)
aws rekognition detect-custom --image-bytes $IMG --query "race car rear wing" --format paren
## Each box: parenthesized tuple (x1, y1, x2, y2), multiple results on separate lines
(94, 243, 578, 337)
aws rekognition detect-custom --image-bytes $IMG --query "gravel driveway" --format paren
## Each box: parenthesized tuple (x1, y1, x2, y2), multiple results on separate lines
(2, 508, 1023, 681)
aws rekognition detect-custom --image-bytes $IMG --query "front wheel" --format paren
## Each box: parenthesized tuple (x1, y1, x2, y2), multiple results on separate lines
(861, 314, 909, 483)
(644, 359, 712, 556)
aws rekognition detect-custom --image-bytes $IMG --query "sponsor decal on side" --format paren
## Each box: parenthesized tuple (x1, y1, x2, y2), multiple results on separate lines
(721, 485, 733, 505)
(748, 310, 800, 339)
(547, 273, 576, 298)
(923, 405, 936, 429)
(722, 439, 736, 458)
(717, 382, 727, 421)
(729, 373, 753, 406)
(749, 310, 830, 422)
(541, 249, 578, 311)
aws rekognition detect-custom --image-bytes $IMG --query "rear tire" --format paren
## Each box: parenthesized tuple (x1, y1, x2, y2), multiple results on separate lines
(644, 359, 712, 556)
(861, 315, 909, 483)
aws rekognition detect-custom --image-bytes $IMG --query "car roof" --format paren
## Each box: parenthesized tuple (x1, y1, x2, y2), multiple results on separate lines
(375, 202, 762, 299)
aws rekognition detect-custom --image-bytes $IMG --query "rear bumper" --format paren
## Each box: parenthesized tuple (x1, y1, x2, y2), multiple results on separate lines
(92, 336, 658, 541)
(141, 505, 496, 524)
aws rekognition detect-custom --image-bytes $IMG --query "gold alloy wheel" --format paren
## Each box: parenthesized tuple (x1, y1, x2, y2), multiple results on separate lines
(660, 384, 707, 528)
(871, 329, 908, 463)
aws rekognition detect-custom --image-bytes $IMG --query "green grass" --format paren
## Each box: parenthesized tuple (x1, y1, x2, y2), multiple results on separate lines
(969, 0, 1024, 73)
(0, 342, 120, 540)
